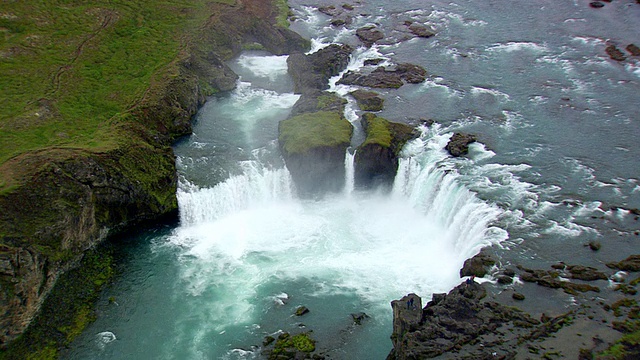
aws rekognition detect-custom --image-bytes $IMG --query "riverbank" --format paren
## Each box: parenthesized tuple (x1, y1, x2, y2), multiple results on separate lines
(0, 0, 307, 357)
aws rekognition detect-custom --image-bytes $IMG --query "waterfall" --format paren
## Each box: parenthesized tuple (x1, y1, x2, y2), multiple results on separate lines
(177, 161, 294, 227)
(344, 149, 356, 195)
(393, 127, 507, 259)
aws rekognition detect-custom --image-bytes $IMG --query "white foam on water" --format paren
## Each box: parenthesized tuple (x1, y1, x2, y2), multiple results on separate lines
(421, 76, 463, 97)
(237, 54, 289, 81)
(571, 36, 606, 47)
(209, 81, 299, 146)
(425, 9, 486, 29)
(471, 86, 511, 101)
(307, 37, 331, 53)
(467, 142, 495, 162)
(96, 331, 116, 350)
(486, 42, 549, 53)
(543, 220, 598, 237)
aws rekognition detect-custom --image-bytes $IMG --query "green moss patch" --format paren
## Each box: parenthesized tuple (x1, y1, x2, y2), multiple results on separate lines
(279, 111, 352, 155)
(268, 332, 316, 359)
(361, 113, 392, 148)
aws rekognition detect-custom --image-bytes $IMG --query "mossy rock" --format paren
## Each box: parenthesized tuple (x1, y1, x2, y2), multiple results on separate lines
(354, 113, 416, 190)
(268, 332, 316, 360)
(350, 90, 384, 111)
(279, 111, 352, 155)
(279, 111, 352, 196)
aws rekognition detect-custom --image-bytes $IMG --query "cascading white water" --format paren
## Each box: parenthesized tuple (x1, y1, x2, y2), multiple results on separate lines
(177, 162, 294, 227)
(344, 149, 356, 196)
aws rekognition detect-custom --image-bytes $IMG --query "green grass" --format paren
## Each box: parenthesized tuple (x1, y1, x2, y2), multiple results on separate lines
(0, 0, 213, 167)
(274, 0, 292, 27)
(361, 113, 392, 148)
(279, 111, 352, 154)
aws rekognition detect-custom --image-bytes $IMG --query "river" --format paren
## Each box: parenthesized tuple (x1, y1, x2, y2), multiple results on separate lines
(64, 0, 640, 359)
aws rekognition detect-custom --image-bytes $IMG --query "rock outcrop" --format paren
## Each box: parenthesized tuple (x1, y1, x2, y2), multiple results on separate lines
(354, 113, 416, 190)
(459, 250, 496, 278)
(350, 90, 384, 111)
(445, 132, 477, 157)
(356, 26, 385, 47)
(278, 111, 353, 197)
(388, 282, 540, 360)
(338, 63, 427, 89)
(287, 44, 353, 93)
(280, 43, 357, 197)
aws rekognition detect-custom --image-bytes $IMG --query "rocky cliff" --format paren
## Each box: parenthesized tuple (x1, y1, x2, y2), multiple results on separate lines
(354, 113, 416, 190)
(0, 0, 308, 354)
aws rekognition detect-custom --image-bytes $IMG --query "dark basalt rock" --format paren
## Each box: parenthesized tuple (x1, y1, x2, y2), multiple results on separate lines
(356, 26, 384, 47)
(364, 58, 385, 66)
(337, 63, 427, 89)
(351, 312, 370, 325)
(460, 251, 496, 278)
(354, 113, 417, 190)
(287, 44, 353, 93)
(566, 264, 608, 281)
(318, 5, 341, 17)
(605, 45, 626, 61)
(517, 265, 601, 294)
(408, 24, 436, 38)
(607, 255, 640, 271)
(387, 282, 540, 360)
(445, 133, 477, 157)
(330, 16, 353, 27)
(589, 1, 605, 8)
(349, 89, 384, 111)
(626, 43, 640, 56)
(295, 306, 310, 316)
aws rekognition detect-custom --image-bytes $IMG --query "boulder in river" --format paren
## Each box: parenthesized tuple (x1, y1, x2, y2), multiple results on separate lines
(349, 89, 384, 111)
(290, 91, 347, 117)
(287, 44, 353, 93)
(408, 24, 436, 38)
(607, 255, 640, 272)
(445, 133, 477, 157)
(337, 63, 427, 89)
(626, 43, 640, 56)
(605, 45, 626, 61)
(354, 113, 416, 190)
(459, 250, 496, 278)
(356, 25, 384, 47)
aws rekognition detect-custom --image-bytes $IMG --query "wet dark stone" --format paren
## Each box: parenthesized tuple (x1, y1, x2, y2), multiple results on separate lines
(446, 133, 478, 157)
(513, 292, 526, 301)
(295, 306, 310, 316)
(605, 45, 626, 61)
(627, 44, 640, 56)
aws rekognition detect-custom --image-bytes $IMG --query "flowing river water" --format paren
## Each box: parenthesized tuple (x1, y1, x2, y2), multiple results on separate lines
(65, 0, 639, 359)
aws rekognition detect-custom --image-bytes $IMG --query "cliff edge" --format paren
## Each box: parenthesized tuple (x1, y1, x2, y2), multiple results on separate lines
(0, 0, 308, 355)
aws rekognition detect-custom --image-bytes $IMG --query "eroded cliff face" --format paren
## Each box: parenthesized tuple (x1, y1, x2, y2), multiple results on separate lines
(0, 0, 309, 350)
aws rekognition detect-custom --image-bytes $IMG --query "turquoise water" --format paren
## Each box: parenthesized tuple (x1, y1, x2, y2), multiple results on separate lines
(65, 1, 640, 359)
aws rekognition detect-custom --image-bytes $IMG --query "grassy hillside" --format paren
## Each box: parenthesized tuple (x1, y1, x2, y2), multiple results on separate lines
(0, 0, 221, 187)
